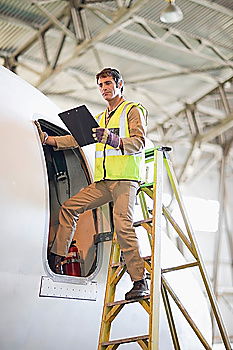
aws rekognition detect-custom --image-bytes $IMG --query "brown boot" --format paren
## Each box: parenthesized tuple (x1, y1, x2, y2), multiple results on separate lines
(48, 252, 63, 274)
(125, 279, 149, 300)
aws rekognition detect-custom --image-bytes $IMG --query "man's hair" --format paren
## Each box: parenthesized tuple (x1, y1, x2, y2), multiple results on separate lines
(96, 68, 124, 93)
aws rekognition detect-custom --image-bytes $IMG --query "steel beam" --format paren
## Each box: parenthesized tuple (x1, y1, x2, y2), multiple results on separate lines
(121, 26, 233, 68)
(196, 112, 233, 143)
(35, 0, 152, 87)
(33, 2, 76, 40)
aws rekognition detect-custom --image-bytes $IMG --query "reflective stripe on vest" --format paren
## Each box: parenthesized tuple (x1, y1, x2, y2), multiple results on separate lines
(95, 150, 143, 158)
(94, 101, 145, 182)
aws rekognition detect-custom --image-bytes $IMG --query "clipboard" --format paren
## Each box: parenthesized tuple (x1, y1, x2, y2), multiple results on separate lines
(58, 105, 99, 147)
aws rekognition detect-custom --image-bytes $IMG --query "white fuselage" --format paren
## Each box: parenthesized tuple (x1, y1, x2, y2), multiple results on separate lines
(0, 66, 212, 350)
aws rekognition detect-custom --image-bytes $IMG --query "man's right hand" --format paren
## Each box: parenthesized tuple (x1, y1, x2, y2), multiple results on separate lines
(34, 120, 48, 144)
(92, 127, 120, 148)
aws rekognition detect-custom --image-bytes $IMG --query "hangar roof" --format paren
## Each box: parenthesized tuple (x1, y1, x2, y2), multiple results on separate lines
(0, 0, 233, 179)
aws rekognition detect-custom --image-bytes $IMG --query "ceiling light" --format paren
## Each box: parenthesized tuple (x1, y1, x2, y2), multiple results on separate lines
(160, 0, 183, 24)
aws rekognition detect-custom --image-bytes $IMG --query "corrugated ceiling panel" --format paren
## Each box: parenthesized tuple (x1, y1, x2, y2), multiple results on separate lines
(84, 8, 109, 37)
(137, 0, 233, 50)
(0, 0, 68, 28)
(212, 0, 233, 10)
(179, 2, 233, 49)
(0, 22, 36, 55)
(103, 29, 218, 70)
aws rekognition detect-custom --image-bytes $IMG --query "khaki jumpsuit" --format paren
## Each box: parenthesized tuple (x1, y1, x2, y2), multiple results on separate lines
(50, 103, 147, 281)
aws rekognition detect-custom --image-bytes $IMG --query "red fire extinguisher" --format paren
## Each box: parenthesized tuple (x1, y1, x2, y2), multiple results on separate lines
(62, 240, 81, 277)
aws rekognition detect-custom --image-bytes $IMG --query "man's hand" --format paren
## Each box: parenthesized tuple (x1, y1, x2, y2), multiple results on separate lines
(92, 128, 120, 148)
(34, 120, 48, 144)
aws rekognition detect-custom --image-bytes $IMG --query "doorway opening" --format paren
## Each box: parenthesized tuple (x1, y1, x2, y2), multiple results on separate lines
(39, 119, 99, 278)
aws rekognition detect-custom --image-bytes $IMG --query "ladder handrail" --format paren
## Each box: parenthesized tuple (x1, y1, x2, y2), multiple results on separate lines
(97, 146, 231, 350)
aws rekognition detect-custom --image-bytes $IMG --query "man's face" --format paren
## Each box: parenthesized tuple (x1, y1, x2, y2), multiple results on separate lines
(98, 76, 122, 101)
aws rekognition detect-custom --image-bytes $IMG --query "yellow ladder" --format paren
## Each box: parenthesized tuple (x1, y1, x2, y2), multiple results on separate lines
(98, 147, 231, 350)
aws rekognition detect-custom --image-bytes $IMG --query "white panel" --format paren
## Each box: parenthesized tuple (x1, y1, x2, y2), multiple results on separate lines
(40, 277, 97, 301)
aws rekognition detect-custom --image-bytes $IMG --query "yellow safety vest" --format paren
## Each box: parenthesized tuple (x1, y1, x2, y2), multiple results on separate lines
(94, 101, 146, 182)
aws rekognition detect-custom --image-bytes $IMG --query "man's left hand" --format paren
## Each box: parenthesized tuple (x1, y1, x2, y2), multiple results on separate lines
(92, 128, 120, 148)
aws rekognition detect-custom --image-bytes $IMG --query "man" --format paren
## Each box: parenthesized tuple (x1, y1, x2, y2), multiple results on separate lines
(36, 68, 149, 300)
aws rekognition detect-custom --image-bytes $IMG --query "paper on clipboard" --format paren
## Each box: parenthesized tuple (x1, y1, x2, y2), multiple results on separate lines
(58, 105, 99, 147)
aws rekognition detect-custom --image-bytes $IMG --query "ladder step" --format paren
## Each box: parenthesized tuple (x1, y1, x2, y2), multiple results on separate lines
(134, 218, 152, 227)
(140, 182, 153, 189)
(101, 334, 149, 346)
(107, 295, 150, 307)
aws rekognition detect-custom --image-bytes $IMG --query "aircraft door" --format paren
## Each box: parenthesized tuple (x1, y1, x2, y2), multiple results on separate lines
(38, 119, 99, 278)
